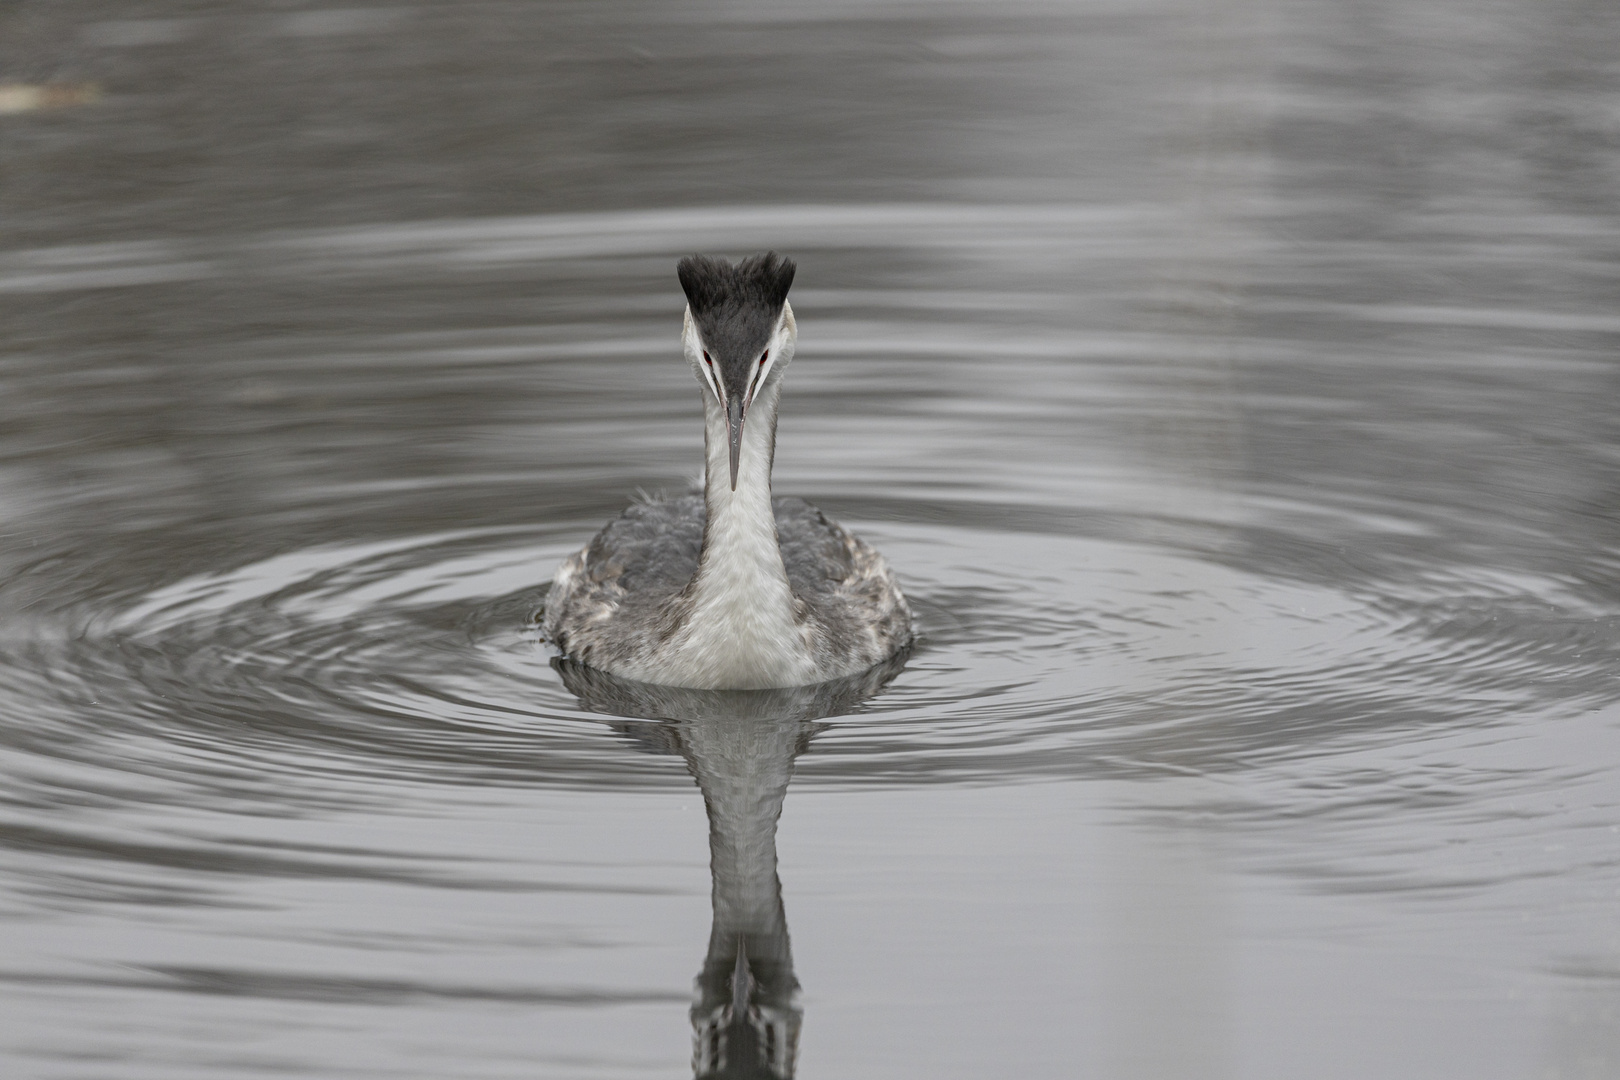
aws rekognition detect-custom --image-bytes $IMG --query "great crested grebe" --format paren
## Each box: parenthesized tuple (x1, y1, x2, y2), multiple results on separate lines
(542, 252, 911, 689)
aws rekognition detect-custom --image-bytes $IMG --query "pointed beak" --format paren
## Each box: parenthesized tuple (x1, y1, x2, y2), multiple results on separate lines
(726, 395, 745, 491)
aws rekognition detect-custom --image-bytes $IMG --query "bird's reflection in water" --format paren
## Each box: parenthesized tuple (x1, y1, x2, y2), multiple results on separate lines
(554, 656, 906, 1079)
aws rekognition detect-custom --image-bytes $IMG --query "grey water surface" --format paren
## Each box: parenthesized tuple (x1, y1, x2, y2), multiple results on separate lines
(2, 0, 1619, 1077)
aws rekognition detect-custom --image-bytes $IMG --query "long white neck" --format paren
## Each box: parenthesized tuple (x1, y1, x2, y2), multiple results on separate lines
(659, 380, 815, 689)
(701, 378, 782, 575)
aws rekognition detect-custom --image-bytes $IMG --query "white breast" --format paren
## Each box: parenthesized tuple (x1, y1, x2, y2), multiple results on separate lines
(611, 383, 818, 690)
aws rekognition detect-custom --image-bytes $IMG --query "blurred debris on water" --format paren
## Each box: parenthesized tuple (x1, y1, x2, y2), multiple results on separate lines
(0, 81, 99, 114)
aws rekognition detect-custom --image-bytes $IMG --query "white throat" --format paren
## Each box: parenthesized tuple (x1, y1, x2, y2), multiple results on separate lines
(652, 379, 815, 689)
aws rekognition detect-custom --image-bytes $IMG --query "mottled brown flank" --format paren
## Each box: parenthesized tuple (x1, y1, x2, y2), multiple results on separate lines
(543, 494, 912, 677)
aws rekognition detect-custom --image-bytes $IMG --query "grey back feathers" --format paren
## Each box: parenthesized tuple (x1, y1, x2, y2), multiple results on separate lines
(678, 253, 796, 398)
(543, 494, 911, 682)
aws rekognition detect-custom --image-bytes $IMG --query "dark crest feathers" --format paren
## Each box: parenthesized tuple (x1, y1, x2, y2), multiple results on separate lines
(677, 252, 796, 320)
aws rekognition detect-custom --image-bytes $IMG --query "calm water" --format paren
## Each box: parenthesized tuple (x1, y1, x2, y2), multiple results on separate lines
(3, 1, 1619, 1077)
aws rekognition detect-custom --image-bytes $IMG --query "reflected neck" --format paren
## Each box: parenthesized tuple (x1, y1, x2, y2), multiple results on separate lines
(681, 713, 803, 1079)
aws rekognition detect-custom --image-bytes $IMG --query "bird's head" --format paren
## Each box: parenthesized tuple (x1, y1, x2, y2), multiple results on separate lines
(677, 252, 797, 491)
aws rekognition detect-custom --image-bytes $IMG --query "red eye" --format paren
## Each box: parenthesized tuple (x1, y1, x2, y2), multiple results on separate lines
(703, 351, 711, 365)
(759, 350, 768, 366)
